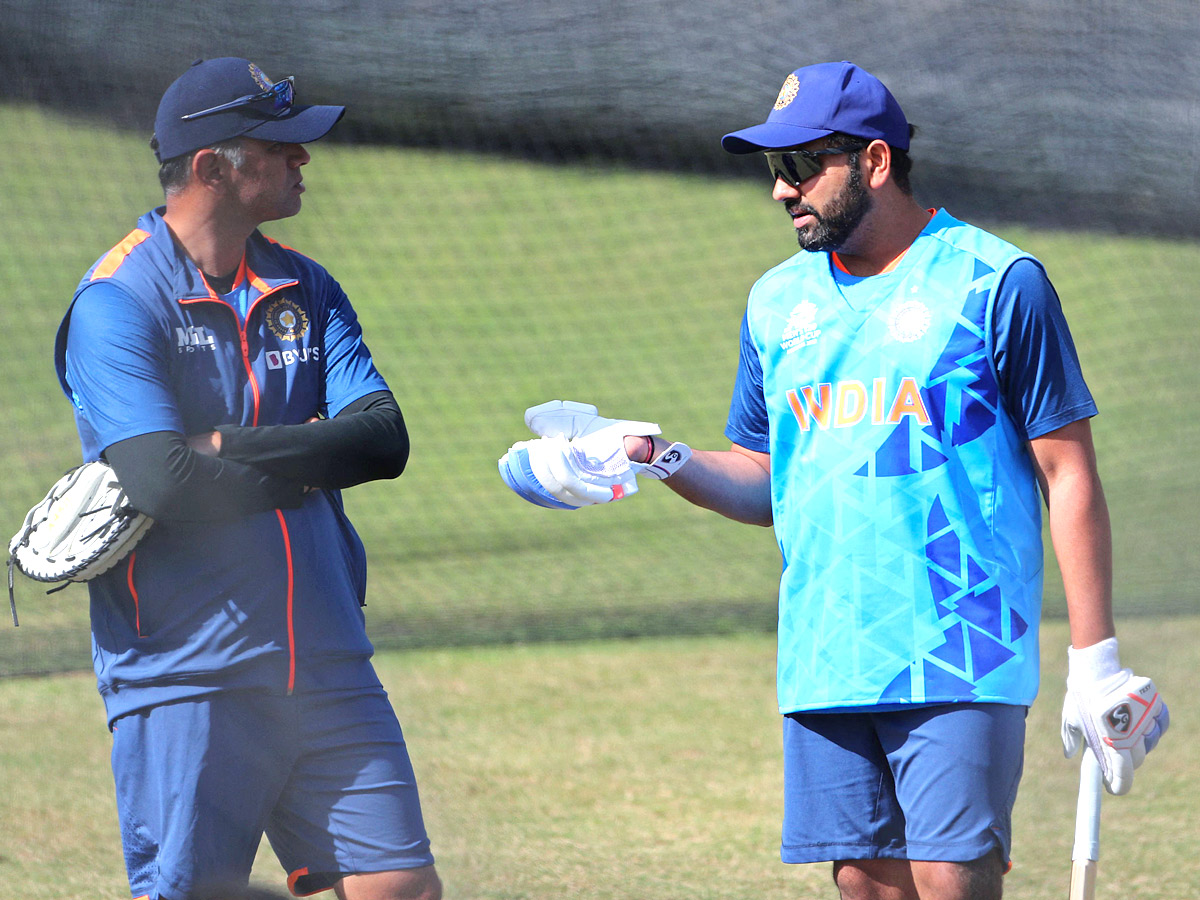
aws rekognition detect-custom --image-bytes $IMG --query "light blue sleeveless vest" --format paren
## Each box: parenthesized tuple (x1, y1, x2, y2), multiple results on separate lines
(746, 210, 1044, 712)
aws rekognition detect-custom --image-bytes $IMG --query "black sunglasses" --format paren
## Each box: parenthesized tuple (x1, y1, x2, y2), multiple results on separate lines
(765, 145, 861, 189)
(180, 76, 296, 121)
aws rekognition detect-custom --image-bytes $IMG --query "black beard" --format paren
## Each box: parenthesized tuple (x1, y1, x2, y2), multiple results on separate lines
(791, 162, 871, 252)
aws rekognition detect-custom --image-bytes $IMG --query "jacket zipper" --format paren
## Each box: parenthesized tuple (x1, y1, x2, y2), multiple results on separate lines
(178, 279, 301, 690)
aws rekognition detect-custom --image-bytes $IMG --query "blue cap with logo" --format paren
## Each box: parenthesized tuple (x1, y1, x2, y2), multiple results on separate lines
(152, 57, 346, 162)
(722, 61, 909, 154)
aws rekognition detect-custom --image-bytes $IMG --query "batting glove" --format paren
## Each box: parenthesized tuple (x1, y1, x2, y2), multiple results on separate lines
(1061, 637, 1169, 795)
(499, 400, 692, 509)
(499, 436, 637, 509)
(526, 400, 692, 483)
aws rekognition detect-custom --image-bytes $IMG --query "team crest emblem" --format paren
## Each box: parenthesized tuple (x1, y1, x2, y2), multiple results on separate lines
(888, 300, 931, 343)
(265, 297, 309, 342)
(774, 74, 800, 110)
(247, 63, 274, 92)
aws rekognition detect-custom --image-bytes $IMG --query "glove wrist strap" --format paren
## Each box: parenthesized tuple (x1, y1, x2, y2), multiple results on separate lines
(638, 441, 692, 481)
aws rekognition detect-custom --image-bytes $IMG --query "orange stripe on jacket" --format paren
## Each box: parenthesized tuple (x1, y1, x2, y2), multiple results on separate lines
(127, 552, 142, 637)
(275, 509, 297, 694)
(91, 229, 151, 280)
(263, 233, 316, 262)
(244, 261, 274, 296)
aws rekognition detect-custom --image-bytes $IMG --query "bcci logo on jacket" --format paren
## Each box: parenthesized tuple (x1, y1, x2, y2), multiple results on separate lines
(265, 297, 309, 342)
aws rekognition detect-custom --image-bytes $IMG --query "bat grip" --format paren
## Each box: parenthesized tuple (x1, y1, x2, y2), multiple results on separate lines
(1072, 749, 1104, 863)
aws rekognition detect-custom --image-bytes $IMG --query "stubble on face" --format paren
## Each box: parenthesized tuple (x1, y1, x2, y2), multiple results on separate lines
(230, 140, 306, 225)
(786, 157, 871, 253)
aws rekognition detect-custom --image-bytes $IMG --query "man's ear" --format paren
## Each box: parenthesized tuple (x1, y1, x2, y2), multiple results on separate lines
(191, 148, 227, 191)
(862, 139, 892, 190)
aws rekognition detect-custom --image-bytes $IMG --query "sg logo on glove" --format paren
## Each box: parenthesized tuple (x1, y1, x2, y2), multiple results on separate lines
(1106, 704, 1132, 734)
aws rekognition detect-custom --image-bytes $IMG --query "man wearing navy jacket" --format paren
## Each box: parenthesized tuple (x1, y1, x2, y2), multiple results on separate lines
(57, 57, 441, 900)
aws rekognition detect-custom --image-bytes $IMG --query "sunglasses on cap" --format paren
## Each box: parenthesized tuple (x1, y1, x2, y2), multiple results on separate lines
(180, 76, 295, 121)
(765, 145, 861, 189)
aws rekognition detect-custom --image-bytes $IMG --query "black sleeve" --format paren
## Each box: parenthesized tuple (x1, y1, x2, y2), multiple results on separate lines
(104, 432, 307, 522)
(214, 390, 409, 490)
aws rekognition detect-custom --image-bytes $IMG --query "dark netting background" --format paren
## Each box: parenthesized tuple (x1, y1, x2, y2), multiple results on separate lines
(2, 0, 1197, 675)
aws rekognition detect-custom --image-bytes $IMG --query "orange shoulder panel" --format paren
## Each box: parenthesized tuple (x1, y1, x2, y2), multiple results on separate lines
(263, 233, 315, 262)
(91, 228, 152, 280)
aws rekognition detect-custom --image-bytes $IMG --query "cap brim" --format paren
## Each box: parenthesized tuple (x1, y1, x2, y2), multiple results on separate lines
(721, 122, 833, 154)
(242, 104, 346, 145)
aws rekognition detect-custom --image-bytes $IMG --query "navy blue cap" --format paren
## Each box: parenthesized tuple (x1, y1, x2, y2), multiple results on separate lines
(722, 61, 909, 154)
(153, 58, 345, 162)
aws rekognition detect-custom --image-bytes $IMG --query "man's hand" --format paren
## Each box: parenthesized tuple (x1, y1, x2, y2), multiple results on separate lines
(499, 436, 637, 508)
(1061, 637, 1169, 795)
(187, 431, 221, 456)
(526, 400, 691, 482)
(499, 400, 691, 509)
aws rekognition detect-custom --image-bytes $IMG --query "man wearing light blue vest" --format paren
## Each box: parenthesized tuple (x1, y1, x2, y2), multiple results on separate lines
(500, 61, 1168, 900)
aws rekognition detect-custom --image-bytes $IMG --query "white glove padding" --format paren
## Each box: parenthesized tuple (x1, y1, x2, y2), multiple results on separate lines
(525, 400, 659, 441)
(498, 436, 639, 509)
(1061, 637, 1169, 795)
(499, 440, 584, 509)
(500, 400, 694, 509)
(525, 399, 659, 483)
(525, 399, 692, 483)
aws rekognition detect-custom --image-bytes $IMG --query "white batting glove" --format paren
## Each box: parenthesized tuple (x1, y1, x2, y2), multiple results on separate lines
(526, 400, 692, 483)
(499, 400, 692, 509)
(524, 399, 656, 441)
(1061, 637, 1169, 795)
(499, 435, 638, 508)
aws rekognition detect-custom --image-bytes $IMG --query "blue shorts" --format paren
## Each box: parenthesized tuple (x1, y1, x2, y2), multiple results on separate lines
(781, 703, 1026, 866)
(111, 686, 434, 899)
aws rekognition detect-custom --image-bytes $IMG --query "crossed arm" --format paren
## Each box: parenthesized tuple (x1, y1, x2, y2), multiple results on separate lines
(105, 390, 407, 522)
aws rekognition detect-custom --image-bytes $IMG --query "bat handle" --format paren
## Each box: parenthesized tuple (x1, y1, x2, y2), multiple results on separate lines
(1069, 750, 1104, 900)
(1072, 750, 1103, 861)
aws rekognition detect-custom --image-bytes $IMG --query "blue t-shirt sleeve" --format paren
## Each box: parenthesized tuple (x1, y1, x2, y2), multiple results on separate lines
(65, 280, 185, 450)
(317, 274, 390, 418)
(992, 258, 1098, 440)
(724, 309, 770, 452)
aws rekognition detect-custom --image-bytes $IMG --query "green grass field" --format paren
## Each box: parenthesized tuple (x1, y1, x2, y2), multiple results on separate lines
(1, 617, 1195, 898)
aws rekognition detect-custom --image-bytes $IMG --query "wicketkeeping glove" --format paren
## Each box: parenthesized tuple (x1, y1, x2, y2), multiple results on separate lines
(498, 400, 692, 509)
(1061, 637, 1169, 795)
(7, 461, 154, 626)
